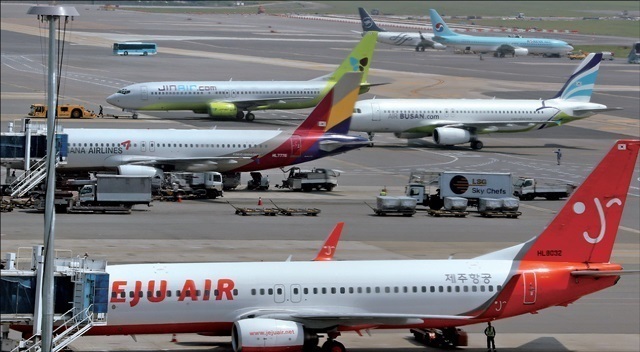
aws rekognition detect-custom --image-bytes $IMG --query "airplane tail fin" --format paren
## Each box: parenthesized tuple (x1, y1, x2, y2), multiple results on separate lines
(429, 9, 458, 37)
(295, 71, 362, 136)
(552, 53, 603, 102)
(519, 140, 640, 263)
(359, 7, 385, 32)
(324, 32, 377, 89)
(313, 222, 344, 261)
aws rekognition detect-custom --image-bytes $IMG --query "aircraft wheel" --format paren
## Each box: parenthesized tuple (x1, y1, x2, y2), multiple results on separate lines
(420, 46, 425, 52)
(322, 340, 346, 352)
(236, 111, 245, 120)
(245, 112, 255, 121)
(471, 140, 483, 150)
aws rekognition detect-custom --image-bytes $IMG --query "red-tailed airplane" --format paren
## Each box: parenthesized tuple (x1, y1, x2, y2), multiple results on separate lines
(14, 141, 639, 351)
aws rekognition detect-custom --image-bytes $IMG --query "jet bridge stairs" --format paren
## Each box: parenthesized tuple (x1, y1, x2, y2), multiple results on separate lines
(1, 246, 109, 352)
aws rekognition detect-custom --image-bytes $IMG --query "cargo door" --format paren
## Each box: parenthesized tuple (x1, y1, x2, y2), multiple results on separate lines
(274, 284, 285, 303)
(141, 86, 148, 101)
(290, 284, 302, 303)
(371, 102, 381, 121)
(290, 135, 301, 157)
(523, 271, 537, 304)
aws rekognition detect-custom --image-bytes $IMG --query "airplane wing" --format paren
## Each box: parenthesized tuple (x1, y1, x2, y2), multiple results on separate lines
(411, 119, 560, 134)
(228, 97, 316, 110)
(107, 155, 255, 168)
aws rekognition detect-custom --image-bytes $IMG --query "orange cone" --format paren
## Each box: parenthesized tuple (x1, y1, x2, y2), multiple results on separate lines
(171, 333, 177, 342)
(258, 197, 263, 206)
(177, 195, 182, 203)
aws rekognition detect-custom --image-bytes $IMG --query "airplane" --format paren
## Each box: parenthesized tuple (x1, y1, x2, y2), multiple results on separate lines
(54, 72, 370, 180)
(11, 139, 639, 352)
(357, 7, 446, 52)
(106, 32, 379, 121)
(350, 53, 620, 150)
(429, 9, 574, 57)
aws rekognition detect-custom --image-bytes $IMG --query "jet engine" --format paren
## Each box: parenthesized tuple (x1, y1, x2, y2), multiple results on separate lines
(117, 165, 164, 189)
(513, 48, 529, 56)
(232, 319, 309, 352)
(394, 132, 430, 139)
(207, 102, 238, 117)
(433, 127, 471, 145)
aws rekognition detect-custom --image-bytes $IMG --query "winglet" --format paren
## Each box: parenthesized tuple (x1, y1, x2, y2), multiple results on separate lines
(552, 52, 603, 102)
(358, 7, 385, 32)
(518, 140, 640, 263)
(313, 222, 344, 261)
(429, 9, 457, 37)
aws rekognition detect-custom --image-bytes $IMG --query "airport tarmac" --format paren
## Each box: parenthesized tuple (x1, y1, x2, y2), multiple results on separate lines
(1, 3, 639, 352)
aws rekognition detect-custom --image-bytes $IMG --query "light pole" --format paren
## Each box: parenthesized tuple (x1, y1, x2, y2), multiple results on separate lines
(26, 5, 78, 351)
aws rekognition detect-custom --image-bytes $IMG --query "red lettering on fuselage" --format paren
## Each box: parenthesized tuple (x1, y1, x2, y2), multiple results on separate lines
(216, 278, 235, 300)
(147, 280, 168, 303)
(179, 279, 198, 302)
(110, 281, 127, 303)
(110, 279, 236, 307)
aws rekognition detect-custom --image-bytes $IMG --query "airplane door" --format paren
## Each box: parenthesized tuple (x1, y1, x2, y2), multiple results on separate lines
(140, 141, 146, 152)
(290, 285, 302, 303)
(231, 90, 237, 98)
(290, 135, 302, 157)
(149, 141, 155, 152)
(141, 86, 148, 101)
(274, 284, 285, 303)
(523, 271, 537, 304)
(444, 108, 449, 118)
(371, 103, 381, 121)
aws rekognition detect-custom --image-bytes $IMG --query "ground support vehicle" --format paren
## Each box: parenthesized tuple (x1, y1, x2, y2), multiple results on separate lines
(1, 196, 13, 212)
(247, 172, 270, 190)
(28, 103, 96, 119)
(227, 201, 278, 216)
(35, 175, 152, 214)
(277, 167, 339, 192)
(366, 196, 416, 216)
(478, 197, 521, 218)
(165, 172, 224, 199)
(222, 172, 241, 190)
(410, 328, 468, 348)
(427, 208, 468, 217)
(270, 200, 320, 216)
(513, 177, 575, 200)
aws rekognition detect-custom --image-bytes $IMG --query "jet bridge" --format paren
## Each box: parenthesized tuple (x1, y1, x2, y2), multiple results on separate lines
(1, 246, 109, 352)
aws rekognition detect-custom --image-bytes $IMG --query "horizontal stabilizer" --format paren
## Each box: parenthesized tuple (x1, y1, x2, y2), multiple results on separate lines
(572, 107, 623, 114)
(571, 270, 640, 277)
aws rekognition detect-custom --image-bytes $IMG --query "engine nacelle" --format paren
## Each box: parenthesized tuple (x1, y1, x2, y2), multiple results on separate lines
(514, 47, 529, 56)
(232, 319, 305, 352)
(117, 165, 164, 189)
(433, 127, 471, 145)
(207, 102, 238, 117)
(394, 132, 430, 139)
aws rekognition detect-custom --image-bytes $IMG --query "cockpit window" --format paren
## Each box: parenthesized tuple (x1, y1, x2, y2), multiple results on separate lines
(117, 89, 131, 95)
(353, 108, 362, 113)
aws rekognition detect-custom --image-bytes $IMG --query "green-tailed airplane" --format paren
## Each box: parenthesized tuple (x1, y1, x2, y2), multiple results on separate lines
(106, 32, 379, 121)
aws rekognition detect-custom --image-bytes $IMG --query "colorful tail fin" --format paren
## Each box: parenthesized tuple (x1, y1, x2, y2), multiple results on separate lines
(295, 71, 362, 136)
(359, 7, 385, 32)
(321, 32, 377, 88)
(552, 52, 602, 102)
(429, 9, 458, 37)
(520, 140, 640, 263)
(314, 222, 344, 261)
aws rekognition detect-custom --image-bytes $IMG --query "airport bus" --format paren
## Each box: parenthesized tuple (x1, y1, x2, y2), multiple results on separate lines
(112, 42, 157, 56)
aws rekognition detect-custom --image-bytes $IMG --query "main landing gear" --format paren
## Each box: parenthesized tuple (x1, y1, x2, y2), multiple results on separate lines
(470, 140, 484, 150)
(321, 339, 346, 352)
(235, 110, 256, 121)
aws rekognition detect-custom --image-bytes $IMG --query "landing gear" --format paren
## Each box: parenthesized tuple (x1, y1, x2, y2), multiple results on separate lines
(245, 112, 255, 121)
(415, 45, 425, 52)
(236, 110, 245, 120)
(132, 113, 138, 119)
(366, 132, 375, 147)
(321, 339, 346, 352)
(470, 140, 484, 150)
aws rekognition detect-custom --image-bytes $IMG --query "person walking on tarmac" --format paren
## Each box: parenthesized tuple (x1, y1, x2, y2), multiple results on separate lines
(484, 321, 497, 352)
(98, 104, 104, 118)
(554, 148, 562, 165)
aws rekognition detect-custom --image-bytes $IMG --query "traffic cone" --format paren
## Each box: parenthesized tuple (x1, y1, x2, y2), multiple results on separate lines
(257, 197, 263, 206)
(177, 195, 182, 203)
(171, 333, 177, 343)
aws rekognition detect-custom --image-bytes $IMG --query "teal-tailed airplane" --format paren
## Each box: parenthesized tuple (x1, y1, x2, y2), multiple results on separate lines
(358, 7, 445, 52)
(429, 9, 573, 57)
(106, 33, 379, 121)
(350, 53, 620, 150)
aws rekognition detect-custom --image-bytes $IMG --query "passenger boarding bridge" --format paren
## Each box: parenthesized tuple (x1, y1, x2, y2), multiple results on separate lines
(1, 246, 109, 351)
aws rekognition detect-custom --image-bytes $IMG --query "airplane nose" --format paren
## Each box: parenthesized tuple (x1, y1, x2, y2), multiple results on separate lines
(106, 93, 117, 106)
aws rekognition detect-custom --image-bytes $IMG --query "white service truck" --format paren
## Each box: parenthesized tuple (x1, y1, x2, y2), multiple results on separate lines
(278, 167, 339, 192)
(513, 177, 575, 200)
(166, 171, 224, 199)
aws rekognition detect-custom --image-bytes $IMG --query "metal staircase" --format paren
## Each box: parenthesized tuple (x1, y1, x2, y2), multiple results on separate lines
(10, 305, 94, 352)
(8, 156, 55, 198)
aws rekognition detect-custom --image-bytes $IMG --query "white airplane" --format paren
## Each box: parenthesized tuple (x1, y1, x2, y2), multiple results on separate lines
(429, 9, 574, 57)
(106, 33, 379, 121)
(357, 7, 446, 52)
(11, 140, 639, 352)
(350, 53, 620, 149)
(54, 72, 370, 179)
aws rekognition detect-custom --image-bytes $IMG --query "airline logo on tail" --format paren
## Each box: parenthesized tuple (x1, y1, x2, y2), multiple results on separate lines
(554, 53, 602, 102)
(434, 23, 445, 32)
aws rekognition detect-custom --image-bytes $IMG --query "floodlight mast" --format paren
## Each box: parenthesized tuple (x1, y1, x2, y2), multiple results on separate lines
(26, 5, 79, 351)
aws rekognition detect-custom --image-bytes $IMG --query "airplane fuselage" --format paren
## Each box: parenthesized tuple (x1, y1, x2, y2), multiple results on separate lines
(368, 32, 446, 50)
(434, 34, 573, 55)
(350, 98, 602, 136)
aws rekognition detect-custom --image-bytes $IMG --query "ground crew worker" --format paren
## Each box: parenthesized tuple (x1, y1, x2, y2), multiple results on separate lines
(379, 186, 387, 196)
(484, 321, 496, 352)
(554, 148, 562, 165)
(98, 105, 104, 118)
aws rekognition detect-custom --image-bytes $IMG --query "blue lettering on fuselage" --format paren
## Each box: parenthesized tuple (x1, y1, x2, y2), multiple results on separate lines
(389, 113, 440, 120)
